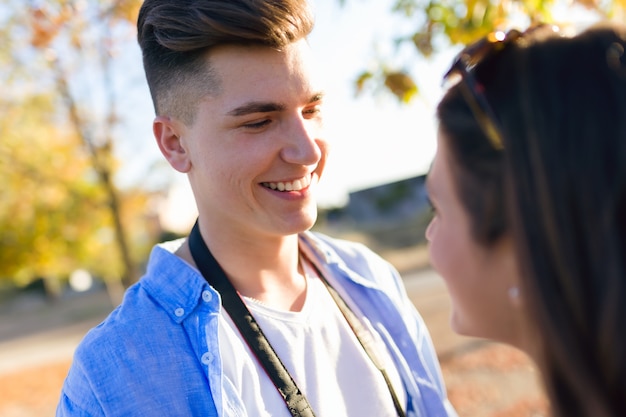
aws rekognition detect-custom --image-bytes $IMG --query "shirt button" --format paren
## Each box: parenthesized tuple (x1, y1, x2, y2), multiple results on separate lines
(201, 352, 212, 365)
(174, 308, 185, 317)
(202, 291, 213, 302)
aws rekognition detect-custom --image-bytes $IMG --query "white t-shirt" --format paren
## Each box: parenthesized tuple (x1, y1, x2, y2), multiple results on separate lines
(217, 260, 406, 417)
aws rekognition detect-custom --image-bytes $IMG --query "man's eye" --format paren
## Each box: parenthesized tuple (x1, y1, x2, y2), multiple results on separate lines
(303, 106, 322, 117)
(243, 119, 271, 129)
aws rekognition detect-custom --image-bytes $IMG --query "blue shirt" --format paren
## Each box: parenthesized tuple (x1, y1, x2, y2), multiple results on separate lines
(57, 232, 457, 417)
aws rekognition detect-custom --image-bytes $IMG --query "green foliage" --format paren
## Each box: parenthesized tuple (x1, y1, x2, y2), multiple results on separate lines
(353, 0, 625, 101)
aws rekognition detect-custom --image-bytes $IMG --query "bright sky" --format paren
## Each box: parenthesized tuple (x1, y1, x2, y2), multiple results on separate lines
(306, 0, 455, 207)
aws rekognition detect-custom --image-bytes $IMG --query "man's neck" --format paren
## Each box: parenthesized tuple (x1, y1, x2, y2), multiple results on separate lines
(175, 232, 307, 312)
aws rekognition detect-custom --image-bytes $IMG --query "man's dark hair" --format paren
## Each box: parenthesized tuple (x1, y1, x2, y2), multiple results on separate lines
(137, 0, 314, 123)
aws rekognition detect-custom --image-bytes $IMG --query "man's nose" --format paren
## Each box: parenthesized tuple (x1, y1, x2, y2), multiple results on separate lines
(280, 117, 323, 165)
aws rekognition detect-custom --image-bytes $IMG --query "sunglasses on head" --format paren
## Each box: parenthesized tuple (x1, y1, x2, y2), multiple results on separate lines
(442, 24, 561, 150)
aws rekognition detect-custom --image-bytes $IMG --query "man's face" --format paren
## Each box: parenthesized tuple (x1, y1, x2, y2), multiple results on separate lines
(173, 39, 328, 241)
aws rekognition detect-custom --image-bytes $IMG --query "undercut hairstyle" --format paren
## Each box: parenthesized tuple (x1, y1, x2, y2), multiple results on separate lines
(437, 23, 626, 417)
(137, 0, 315, 124)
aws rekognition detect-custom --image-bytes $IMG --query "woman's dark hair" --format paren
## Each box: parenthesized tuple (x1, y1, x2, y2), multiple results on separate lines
(437, 23, 626, 417)
(136, 0, 314, 123)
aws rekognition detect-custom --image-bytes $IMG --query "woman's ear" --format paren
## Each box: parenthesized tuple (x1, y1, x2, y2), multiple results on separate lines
(153, 116, 191, 173)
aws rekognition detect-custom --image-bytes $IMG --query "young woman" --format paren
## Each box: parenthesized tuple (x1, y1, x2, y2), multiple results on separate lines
(426, 22, 626, 417)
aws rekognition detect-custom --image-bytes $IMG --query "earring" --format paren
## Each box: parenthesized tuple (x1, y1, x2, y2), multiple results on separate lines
(508, 286, 522, 306)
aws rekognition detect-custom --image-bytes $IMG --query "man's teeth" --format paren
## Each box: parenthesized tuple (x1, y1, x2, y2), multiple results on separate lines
(263, 177, 310, 192)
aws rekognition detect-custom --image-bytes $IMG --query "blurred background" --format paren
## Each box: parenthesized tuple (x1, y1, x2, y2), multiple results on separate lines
(0, 0, 623, 416)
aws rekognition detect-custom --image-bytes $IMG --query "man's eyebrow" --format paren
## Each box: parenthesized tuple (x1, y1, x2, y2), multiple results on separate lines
(225, 93, 324, 117)
(227, 101, 286, 117)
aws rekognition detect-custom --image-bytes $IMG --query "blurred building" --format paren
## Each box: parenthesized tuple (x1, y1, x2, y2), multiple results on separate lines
(320, 175, 433, 248)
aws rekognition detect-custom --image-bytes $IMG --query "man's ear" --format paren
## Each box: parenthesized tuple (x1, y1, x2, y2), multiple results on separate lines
(153, 116, 191, 173)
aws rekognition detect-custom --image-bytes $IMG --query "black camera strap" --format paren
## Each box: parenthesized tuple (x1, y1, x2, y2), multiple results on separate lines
(188, 220, 405, 417)
(188, 221, 316, 417)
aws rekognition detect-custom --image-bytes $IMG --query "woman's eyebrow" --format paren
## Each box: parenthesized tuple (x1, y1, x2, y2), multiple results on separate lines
(425, 176, 434, 197)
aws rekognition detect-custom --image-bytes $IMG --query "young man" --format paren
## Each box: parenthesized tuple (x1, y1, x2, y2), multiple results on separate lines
(57, 1, 456, 416)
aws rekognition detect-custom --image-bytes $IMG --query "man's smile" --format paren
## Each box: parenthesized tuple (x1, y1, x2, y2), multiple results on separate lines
(262, 174, 312, 192)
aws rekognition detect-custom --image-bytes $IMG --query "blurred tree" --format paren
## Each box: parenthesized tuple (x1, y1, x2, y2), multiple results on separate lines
(2, 94, 120, 299)
(1, 0, 154, 303)
(350, 0, 626, 101)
